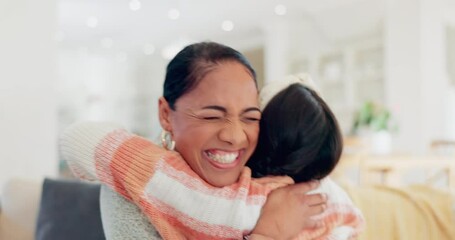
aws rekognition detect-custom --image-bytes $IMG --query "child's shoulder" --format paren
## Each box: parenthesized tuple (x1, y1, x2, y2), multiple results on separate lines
(308, 177, 352, 203)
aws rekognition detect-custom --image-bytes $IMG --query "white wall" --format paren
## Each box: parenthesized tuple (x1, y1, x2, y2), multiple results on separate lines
(384, 0, 453, 153)
(384, 0, 422, 153)
(419, 0, 451, 148)
(0, 0, 58, 189)
(131, 55, 167, 139)
(263, 19, 291, 84)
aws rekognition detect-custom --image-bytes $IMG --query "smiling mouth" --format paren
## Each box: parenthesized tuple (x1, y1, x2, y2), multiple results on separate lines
(204, 149, 244, 170)
(205, 150, 239, 163)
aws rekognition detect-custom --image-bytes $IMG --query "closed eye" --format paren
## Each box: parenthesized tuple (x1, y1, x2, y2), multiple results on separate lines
(202, 116, 222, 120)
(246, 117, 260, 121)
(243, 117, 261, 122)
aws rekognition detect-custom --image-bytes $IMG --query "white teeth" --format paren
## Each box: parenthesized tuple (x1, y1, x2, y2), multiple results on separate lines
(206, 151, 238, 164)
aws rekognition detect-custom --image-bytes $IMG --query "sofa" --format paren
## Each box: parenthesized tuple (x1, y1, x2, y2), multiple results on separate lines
(2, 177, 455, 240)
(0, 178, 105, 240)
(0, 178, 42, 240)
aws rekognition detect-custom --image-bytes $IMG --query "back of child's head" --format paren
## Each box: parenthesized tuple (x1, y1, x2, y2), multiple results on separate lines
(247, 83, 343, 183)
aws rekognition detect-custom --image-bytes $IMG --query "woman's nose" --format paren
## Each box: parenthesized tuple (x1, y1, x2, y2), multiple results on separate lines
(218, 120, 247, 146)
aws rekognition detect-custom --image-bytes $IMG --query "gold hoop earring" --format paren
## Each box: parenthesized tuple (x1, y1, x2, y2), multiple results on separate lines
(161, 130, 175, 151)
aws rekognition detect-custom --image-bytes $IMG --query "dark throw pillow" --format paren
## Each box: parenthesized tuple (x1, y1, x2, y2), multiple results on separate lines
(35, 178, 106, 240)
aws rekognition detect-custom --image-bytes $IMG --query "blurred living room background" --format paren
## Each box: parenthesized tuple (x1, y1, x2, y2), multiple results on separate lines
(2, 0, 455, 190)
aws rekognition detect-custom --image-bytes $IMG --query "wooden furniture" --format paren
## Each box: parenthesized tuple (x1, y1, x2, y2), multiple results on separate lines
(334, 153, 455, 190)
(430, 139, 455, 156)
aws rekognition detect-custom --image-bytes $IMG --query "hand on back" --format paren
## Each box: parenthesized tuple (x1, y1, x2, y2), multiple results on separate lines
(251, 180, 327, 240)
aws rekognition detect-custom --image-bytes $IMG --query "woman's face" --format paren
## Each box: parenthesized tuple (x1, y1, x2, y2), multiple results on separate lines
(160, 61, 260, 187)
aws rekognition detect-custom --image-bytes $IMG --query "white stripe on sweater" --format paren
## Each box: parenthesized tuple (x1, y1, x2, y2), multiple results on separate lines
(144, 169, 262, 231)
(60, 122, 123, 180)
(328, 226, 356, 240)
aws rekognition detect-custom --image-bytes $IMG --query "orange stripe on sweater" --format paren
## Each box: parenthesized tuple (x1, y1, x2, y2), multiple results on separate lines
(113, 137, 164, 200)
(95, 129, 133, 199)
(95, 134, 166, 203)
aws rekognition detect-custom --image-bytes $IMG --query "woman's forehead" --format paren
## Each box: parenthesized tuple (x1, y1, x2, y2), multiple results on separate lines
(193, 62, 255, 89)
(176, 62, 259, 109)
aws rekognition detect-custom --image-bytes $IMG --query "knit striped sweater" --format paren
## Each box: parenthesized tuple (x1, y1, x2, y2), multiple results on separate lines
(60, 122, 364, 240)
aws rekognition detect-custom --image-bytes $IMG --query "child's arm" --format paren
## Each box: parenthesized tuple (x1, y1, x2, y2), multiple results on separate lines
(60, 122, 267, 240)
(296, 178, 365, 240)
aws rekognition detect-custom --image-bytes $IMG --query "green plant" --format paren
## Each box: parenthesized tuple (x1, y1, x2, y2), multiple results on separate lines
(351, 101, 396, 133)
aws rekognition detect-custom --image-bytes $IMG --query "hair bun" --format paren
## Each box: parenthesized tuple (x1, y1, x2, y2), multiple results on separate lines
(259, 73, 322, 110)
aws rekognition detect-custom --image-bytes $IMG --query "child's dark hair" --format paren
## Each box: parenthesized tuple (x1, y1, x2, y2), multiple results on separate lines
(247, 83, 343, 183)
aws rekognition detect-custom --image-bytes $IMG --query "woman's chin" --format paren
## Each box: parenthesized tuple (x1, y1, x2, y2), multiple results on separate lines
(206, 174, 239, 188)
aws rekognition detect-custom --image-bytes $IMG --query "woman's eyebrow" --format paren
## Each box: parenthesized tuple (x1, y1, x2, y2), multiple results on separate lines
(201, 105, 226, 113)
(201, 106, 261, 114)
(242, 107, 261, 114)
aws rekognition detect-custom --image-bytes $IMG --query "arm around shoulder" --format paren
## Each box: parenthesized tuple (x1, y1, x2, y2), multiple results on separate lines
(59, 121, 127, 181)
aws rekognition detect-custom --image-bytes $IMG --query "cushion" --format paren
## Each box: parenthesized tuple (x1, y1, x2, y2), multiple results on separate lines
(0, 178, 42, 240)
(35, 178, 105, 240)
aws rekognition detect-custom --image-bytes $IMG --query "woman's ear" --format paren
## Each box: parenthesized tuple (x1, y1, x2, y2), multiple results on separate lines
(158, 97, 173, 132)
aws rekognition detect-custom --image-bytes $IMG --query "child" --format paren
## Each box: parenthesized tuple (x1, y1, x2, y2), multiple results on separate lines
(249, 73, 342, 184)
(61, 74, 364, 240)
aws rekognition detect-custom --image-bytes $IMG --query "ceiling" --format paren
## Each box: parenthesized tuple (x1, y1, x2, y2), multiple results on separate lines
(58, 0, 385, 56)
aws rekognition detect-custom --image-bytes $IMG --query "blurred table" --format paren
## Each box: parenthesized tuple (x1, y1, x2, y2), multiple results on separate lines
(334, 153, 455, 189)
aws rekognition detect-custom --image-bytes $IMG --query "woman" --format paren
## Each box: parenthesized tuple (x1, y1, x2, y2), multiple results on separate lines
(65, 42, 327, 239)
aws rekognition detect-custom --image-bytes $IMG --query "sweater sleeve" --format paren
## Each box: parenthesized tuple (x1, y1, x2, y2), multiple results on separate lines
(60, 122, 167, 200)
(295, 177, 365, 240)
(60, 122, 130, 182)
(322, 178, 365, 240)
(59, 122, 266, 240)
